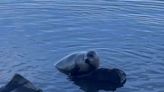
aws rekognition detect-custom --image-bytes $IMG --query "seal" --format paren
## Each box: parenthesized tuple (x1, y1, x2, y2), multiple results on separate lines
(55, 50, 100, 75)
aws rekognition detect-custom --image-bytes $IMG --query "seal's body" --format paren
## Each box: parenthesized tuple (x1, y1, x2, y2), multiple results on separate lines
(55, 51, 100, 74)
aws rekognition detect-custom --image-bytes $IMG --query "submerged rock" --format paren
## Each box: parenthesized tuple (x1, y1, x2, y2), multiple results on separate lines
(69, 68, 126, 92)
(0, 74, 42, 92)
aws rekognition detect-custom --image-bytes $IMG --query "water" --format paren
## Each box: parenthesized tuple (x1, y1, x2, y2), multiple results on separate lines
(0, 0, 164, 92)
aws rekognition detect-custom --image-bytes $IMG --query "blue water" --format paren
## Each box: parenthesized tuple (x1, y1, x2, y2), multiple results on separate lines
(0, 0, 164, 92)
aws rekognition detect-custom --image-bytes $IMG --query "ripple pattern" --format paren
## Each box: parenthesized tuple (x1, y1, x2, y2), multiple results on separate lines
(0, 0, 164, 92)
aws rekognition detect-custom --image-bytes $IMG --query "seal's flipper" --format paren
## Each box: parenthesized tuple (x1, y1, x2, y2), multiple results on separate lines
(69, 64, 80, 76)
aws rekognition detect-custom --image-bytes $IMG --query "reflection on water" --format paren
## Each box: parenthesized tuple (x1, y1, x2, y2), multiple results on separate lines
(0, 0, 164, 92)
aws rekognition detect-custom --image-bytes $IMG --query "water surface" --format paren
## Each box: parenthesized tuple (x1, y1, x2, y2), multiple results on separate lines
(0, 0, 164, 92)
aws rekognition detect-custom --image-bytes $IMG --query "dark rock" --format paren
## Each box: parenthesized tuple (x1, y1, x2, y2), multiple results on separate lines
(69, 68, 126, 92)
(0, 74, 42, 92)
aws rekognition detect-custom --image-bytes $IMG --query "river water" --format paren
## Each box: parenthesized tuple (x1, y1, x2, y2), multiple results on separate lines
(0, 0, 164, 92)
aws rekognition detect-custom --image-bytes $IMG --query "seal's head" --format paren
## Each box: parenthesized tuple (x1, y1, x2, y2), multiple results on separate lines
(86, 50, 100, 69)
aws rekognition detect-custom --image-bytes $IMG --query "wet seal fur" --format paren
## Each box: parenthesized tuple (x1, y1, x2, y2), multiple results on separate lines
(55, 50, 100, 75)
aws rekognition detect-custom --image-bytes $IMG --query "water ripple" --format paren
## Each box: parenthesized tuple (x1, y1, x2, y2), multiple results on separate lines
(0, 0, 164, 92)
